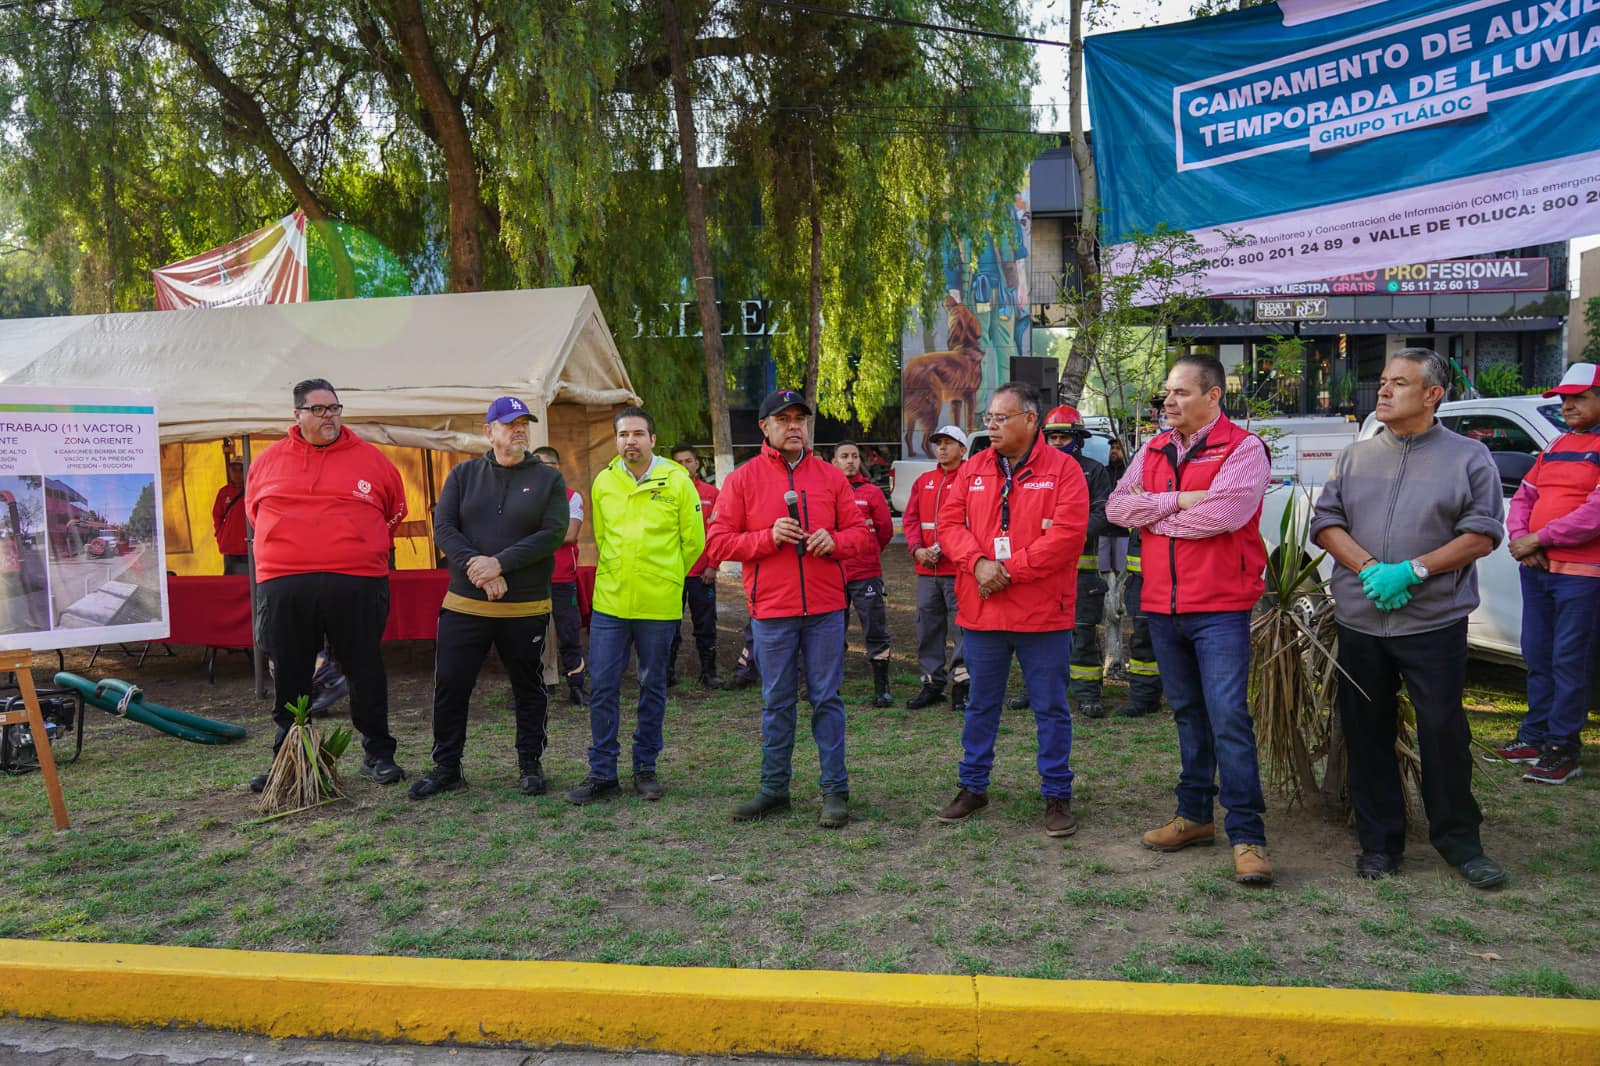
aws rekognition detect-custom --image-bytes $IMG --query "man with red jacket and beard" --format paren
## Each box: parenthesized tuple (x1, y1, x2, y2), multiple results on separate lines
(832, 440, 895, 707)
(933, 383, 1089, 838)
(707, 389, 877, 829)
(245, 378, 408, 792)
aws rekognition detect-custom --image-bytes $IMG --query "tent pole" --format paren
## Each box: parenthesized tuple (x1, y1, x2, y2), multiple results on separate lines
(242, 435, 268, 700)
(423, 447, 438, 566)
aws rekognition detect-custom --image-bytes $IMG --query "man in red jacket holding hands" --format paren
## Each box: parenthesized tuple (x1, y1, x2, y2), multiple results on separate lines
(706, 389, 877, 829)
(245, 378, 408, 791)
(934, 383, 1089, 838)
(832, 440, 895, 706)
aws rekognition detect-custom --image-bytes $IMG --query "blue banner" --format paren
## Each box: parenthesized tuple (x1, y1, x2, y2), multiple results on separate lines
(1086, 0, 1600, 293)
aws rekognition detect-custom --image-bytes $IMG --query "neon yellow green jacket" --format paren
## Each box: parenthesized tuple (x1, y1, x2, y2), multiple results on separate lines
(591, 454, 707, 620)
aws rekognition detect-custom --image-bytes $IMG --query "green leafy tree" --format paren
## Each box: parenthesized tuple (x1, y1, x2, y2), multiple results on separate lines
(1582, 296, 1600, 363)
(126, 482, 157, 542)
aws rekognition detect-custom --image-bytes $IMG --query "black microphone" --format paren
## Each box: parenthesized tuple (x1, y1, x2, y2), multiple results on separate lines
(784, 490, 804, 556)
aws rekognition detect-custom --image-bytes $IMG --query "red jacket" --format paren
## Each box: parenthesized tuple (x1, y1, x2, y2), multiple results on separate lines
(1139, 414, 1267, 614)
(687, 477, 720, 578)
(245, 426, 407, 582)
(705, 443, 876, 619)
(841, 474, 893, 582)
(936, 434, 1088, 632)
(212, 482, 247, 556)
(1526, 431, 1600, 568)
(552, 488, 580, 584)
(904, 464, 962, 576)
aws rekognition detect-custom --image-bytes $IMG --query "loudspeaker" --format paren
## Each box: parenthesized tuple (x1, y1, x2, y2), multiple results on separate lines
(1010, 356, 1058, 404)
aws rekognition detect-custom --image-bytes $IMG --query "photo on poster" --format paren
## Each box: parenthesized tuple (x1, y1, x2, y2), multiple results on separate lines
(43, 473, 161, 630)
(0, 476, 51, 636)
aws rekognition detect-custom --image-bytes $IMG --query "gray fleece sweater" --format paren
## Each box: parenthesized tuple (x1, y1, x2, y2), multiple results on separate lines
(1308, 421, 1504, 638)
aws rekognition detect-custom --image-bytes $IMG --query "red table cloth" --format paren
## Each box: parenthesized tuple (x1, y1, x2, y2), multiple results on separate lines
(165, 570, 451, 646)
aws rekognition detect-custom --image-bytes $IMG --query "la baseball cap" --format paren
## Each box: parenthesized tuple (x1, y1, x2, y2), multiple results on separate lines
(486, 396, 537, 423)
(1542, 363, 1600, 398)
(928, 424, 970, 449)
(758, 388, 813, 420)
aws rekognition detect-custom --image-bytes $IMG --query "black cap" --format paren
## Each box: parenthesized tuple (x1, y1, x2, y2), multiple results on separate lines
(758, 388, 812, 421)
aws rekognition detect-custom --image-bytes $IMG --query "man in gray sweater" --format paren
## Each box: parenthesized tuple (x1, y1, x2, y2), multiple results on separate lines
(1310, 348, 1507, 890)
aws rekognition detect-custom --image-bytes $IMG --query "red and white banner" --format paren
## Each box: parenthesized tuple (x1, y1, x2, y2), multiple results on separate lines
(152, 211, 308, 310)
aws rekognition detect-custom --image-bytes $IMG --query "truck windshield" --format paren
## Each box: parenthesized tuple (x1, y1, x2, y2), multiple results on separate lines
(1538, 403, 1568, 432)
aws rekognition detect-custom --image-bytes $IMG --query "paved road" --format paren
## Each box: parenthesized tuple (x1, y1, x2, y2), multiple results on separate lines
(0, 1019, 861, 1066)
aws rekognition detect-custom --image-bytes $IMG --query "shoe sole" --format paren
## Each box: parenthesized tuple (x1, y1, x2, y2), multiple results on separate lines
(1234, 872, 1274, 885)
(1483, 751, 1541, 764)
(1465, 872, 1508, 890)
(935, 808, 987, 824)
(1522, 767, 1580, 785)
(818, 816, 849, 829)
(361, 769, 406, 785)
(732, 803, 791, 822)
(1141, 836, 1215, 852)
(1045, 824, 1078, 838)
(409, 780, 465, 800)
(634, 785, 664, 801)
(565, 788, 619, 805)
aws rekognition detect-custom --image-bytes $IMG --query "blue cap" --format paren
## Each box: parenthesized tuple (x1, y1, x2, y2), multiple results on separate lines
(486, 396, 536, 423)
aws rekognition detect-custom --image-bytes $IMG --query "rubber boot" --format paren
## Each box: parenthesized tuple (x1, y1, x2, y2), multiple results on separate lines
(951, 681, 969, 713)
(906, 680, 945, 709)
(699, 650, 725, 690)
(871, 660, 893, 708)
(566, 672, 588, 706)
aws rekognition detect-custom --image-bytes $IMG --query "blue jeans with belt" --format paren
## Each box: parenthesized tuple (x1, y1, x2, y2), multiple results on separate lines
(1147, 610, 1266, 845)
(751, 611, 849, 797)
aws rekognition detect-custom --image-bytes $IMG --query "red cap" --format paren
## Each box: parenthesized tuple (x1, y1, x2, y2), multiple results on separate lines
(1543, 363, 1600, 398)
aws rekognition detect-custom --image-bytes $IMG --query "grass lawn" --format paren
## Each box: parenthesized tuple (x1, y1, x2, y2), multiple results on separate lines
(0, 560, 1595, 1000)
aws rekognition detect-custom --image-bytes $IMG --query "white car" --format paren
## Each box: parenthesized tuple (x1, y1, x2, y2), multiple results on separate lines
(1260, 395, 1569, 665)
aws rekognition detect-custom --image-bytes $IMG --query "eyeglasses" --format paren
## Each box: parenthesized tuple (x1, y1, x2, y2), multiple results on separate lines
(297, 404, 344, 417)
(983, 411, 1027, 426)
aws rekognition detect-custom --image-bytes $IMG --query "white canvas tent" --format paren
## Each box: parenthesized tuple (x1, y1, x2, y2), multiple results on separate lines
(0, 287, 640, 575)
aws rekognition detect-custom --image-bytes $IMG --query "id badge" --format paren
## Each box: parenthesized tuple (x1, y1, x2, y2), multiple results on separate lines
(993, 536, 1012, 561)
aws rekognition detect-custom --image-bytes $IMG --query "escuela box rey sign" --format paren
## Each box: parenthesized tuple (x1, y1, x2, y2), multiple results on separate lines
(1222, 256, 1549, 295)
(1086, 0, 1600, 297)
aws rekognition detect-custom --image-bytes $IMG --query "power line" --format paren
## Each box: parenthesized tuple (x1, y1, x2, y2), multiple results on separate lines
(735, 0, 1067, 47)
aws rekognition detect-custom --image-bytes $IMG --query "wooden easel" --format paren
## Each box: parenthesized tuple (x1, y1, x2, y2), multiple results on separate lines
(0, 650, 70, 830)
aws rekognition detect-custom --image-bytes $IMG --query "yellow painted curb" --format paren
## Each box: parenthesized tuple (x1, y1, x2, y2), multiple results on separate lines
(1, 939, 1598, 1065)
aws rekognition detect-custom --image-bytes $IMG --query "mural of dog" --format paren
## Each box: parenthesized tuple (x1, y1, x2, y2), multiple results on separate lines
(902, 301, 985, 457)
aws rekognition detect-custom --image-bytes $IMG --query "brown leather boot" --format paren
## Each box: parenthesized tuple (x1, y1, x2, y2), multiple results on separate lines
(1233, 843, 1273, 885)
(1140, 815, 1215, 852)
(1043, 797, 1076, 838)
(936, 788, 988, 823)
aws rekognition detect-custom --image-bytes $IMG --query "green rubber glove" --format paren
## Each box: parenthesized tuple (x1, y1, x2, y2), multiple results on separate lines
(1361, 560, 1420, 605)
(1375, 589, 1413, 612)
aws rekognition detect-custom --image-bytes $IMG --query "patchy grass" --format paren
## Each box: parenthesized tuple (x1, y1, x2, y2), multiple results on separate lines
(0, 562, 1596, 1000)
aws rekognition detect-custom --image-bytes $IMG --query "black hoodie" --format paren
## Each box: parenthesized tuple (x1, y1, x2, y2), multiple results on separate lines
(433, 451, 569, 603)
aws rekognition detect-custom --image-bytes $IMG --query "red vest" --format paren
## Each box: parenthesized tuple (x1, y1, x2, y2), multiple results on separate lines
(1529, 432, 1600, 566)
(552, 488, 579, 584)
(686, 478, 719, 577)
(1139, 414, 1267, 614)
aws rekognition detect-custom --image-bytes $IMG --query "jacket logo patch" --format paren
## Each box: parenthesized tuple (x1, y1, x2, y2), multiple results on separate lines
(1022, 480, 1054, 490)
(357, 479, 372, 494)
(972, 476, 984, 487)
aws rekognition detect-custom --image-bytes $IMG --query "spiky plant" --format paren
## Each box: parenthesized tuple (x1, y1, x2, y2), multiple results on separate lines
(255, 695, 352, 814)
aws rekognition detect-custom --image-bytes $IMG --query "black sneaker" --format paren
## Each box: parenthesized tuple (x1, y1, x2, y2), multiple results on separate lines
(1458, 854, 1508, 890)
(360, 756, 406, 785)
(906, 682, 945, 710)
(1006, 694, 1029, 710)
(519, 761, 547, 796)
(1356, 851, 1401, 880)
(732, 792, 791, 822)
(409, 765, 465, 800)
(1117, 703, 1159, 718)
(633, 771, 664, 801)
(1078, 701, 1107, 719)
(951, 682, 969, 713)
(566, 679, 588, 706)
(248, 771, 270, 794)
(565, 776, 620, 805)
(1523, 745, 1582, 785)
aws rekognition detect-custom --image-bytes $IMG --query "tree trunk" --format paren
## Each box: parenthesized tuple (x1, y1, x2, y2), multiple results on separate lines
(386, 0, 484, 293)
(663, 0, 733, 484)
(804, 150, 823, 412)
(1059, 0, 1101, 408)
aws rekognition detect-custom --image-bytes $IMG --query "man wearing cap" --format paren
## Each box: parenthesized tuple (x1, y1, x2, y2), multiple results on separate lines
(245, 378, 408, 791)
(1499, 363, 1600, 786)
(1008, 405, 1115, 718)
(1310, 348, 1506, 888)
(411, 397, 570, 800)
(212, 457, 249, 574)
(904, 425, 969, 711)
(933, 383, 1089, 837)
(707, 389, 876, 828)
(833, 440, 896, 707)
(567, 406, 705, 805)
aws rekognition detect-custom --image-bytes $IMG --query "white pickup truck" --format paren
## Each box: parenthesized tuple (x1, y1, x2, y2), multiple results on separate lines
(1259, 395, 1572, 665)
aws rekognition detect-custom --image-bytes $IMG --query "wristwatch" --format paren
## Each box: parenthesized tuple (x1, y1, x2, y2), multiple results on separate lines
(1409, 559, 1430, 582)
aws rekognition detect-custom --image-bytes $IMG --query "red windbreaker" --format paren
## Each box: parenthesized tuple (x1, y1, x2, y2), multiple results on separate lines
(841, 474, 893, 582)
(211, 483, 247, 556)
(705, 442, 876, 619)
(687, 477, 720, 578)
(245, 426, 407, 582)
(936, 434, 1088, 632)
(903, 464, 962, 576)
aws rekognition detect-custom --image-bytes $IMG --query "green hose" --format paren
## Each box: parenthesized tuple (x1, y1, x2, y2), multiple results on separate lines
(53, 673, 246, 745)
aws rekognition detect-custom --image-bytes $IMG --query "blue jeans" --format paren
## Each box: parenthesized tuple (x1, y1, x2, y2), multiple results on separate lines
(751, 612, 849, 797)
(1519, 566, 1600, 752)
(1147, 611, 1266, 845)
(960, 628, 1074, 799)
(587, 611, 677, 781)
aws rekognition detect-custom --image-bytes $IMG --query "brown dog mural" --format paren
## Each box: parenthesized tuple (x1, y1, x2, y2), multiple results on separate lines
(902, 301, 984, 457)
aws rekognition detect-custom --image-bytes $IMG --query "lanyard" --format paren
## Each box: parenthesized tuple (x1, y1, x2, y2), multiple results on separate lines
(996, 454, 1014, 533)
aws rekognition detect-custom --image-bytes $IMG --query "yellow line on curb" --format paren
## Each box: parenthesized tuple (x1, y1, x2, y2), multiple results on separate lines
(1, 939, 1597, 1065)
